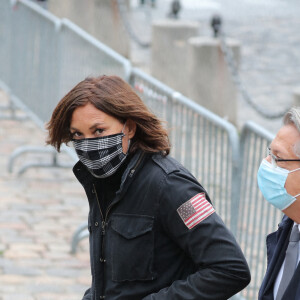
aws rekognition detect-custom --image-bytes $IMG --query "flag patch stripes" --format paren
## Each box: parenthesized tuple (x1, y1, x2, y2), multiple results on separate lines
(177, 193, 215, 229)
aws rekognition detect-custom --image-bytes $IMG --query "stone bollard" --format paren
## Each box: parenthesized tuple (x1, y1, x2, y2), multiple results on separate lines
(293, 88, 300, 107)
(186, 36, 240, 125)
(151, 20, 199, 93)
(48, 0, 130, 58)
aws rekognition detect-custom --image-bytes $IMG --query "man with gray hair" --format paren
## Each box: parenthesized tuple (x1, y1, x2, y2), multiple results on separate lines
(258, 107, 300, 300)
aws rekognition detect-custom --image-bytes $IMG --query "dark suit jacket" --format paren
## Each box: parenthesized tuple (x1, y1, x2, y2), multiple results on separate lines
(258, 216, 300, 300)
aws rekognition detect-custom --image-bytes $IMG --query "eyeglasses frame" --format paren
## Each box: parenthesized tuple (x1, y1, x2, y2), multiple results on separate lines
(267, 147, 300, 166)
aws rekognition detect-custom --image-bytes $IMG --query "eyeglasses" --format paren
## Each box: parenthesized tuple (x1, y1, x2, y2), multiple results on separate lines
(267, 147, 300, 167)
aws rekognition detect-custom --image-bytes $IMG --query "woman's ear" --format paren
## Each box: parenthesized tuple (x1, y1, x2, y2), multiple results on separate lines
(126, 119, 136, 139)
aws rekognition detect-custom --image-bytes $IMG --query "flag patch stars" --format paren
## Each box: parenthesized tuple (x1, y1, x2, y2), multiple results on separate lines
(177, 193, 215, 229)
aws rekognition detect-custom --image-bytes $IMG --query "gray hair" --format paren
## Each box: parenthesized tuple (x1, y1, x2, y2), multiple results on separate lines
(283, 107, 300, 158)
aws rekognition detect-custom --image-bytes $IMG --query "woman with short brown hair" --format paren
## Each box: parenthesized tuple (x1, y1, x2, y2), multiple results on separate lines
(47, 75, 170, 155)
(47, 75, 250, 300)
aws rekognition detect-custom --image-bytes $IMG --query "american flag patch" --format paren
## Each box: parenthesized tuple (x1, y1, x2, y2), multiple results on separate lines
(177, 193, 215, 229)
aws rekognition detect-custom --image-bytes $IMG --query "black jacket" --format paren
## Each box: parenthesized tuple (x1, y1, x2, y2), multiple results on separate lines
(74, 150, 251, 300)
(259, 215, 300, 300)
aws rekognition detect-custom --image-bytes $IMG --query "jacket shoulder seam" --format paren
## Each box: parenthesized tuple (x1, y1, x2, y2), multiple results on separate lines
(151, 154, 179, 174)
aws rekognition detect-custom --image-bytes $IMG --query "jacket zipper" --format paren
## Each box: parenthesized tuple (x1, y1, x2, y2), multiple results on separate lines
(128, 152, 145, 178)
(92, 152, 145, 297)
(104, 152, 145, 221)
(98, 153, 145, 226)
(93, 184, 106, 299)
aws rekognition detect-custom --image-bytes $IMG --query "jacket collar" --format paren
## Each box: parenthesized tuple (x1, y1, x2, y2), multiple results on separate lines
(262, 215, 294, 295)
(276, 215, 293, 241)
(279, 214, 293, 229)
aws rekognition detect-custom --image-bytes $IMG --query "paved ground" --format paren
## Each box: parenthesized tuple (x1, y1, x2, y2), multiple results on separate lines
(0, 91, 90, 299)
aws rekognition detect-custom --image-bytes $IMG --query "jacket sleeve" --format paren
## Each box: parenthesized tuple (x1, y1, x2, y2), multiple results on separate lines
(143, 170, 251, 300)
(82, 288, 92, 300)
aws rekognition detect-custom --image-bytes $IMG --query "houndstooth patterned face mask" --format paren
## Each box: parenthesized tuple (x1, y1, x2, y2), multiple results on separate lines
(72, 128, 129, 178)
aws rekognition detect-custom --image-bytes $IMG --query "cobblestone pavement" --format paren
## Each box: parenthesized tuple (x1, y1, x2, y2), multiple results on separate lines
(129, 0, 300, 134)
(0, 91, 90, 299)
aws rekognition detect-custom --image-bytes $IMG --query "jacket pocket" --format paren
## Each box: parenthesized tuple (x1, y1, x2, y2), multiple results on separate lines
(111, 214, 157, 282)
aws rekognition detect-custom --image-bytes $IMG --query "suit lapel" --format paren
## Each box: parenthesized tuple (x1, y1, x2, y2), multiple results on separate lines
(261, 217, 293, 297)
(264, 234, 289, 293)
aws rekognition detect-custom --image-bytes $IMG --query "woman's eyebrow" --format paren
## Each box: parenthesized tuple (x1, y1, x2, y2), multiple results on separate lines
(89, 122, 104, 130)
(70, 126, 80, 132)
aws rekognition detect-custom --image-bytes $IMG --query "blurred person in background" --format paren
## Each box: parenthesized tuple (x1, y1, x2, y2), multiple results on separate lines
(258, 107, 300, 300)
(46, 75, 250, 300)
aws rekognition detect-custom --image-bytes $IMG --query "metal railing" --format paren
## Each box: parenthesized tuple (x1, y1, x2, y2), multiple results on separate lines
(129, 68, 240, 235)
(58, 18, 131, 100)
(0, 0, 131, 173)
(0, 1, 285, 299)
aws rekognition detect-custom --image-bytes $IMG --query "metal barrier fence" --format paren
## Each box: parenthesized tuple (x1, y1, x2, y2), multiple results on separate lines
(129, 68, 240, 234)
(0, 0, 14, 117)
(0, 0, 131, 172)
(0, 1, 12, 90)
(58, 19, 131, 101)
(0, 1, 285, 299)
(8, 0, 60, 126)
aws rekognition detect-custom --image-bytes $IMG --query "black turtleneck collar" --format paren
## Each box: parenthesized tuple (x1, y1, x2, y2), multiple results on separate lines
(94, 155, 131, 215)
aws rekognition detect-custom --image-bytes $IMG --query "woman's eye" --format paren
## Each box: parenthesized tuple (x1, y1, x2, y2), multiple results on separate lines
(71, 132, 82, 139)
(95, 128, 104, 135)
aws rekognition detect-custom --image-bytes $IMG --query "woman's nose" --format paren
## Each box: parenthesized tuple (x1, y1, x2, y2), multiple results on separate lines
(85, 134, 94, 139)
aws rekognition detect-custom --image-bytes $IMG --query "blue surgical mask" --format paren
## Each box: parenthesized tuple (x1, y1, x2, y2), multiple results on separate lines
(257, 159, 300, 210)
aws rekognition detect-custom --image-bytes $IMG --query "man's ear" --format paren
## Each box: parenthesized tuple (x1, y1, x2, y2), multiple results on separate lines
(126, 119, 136, 139)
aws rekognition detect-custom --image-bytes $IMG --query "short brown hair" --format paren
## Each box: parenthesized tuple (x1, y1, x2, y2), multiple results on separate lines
(46, 75, 170, 155)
